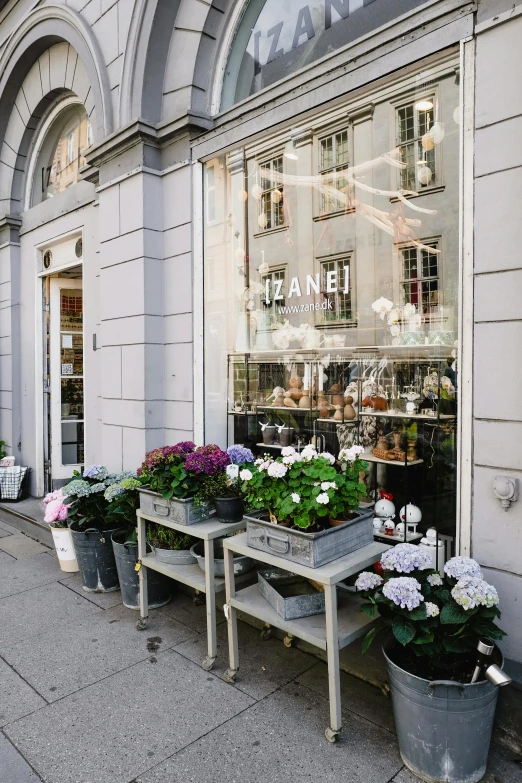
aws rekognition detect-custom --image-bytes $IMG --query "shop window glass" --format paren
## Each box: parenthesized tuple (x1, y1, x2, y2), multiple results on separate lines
(221, 0, 431, 110)
(203, 58, 461, 542)
(318, 130, 351, 214)
(32, 104, 90, 206)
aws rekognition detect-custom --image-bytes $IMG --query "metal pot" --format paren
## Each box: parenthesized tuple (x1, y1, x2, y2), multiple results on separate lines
(190, 539, 254, 578)
(111, 531, 171, 610)
(383, 638, 503, 783)
(70, 526, 120, 593)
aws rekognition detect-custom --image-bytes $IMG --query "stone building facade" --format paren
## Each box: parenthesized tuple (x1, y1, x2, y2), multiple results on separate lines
(0, 0, 520, 706)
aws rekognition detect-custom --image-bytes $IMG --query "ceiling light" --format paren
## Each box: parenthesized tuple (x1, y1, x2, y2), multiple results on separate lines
(415, 99, 433, 111)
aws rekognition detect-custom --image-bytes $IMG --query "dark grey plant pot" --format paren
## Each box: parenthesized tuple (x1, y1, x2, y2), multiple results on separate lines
(214, 496, 244, 523)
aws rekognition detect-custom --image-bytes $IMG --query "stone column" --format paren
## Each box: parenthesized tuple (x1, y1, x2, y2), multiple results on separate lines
(0, 215, 22, 466)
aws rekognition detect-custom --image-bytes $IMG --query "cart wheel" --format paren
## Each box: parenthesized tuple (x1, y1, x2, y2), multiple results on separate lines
(136, 619, 148, 631)
(202, 656, 216, 672)
(325, 727, 340, 743)
(283, 634, 294, 648)
(260, 623, 271, 640)
(193, 592, 204, 606)
(223, 668, 237, 683)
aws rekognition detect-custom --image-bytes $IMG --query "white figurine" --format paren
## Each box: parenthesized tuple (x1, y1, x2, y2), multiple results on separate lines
(399, 504, 422, 533)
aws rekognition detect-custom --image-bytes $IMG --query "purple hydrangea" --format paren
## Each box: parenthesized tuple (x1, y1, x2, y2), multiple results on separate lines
(380, 543, 432, 574)
(444, 556, 483, 580)
(451, 577, 499, 610)
(355, 572, 383, 591)
(139, 443, 196, 476)
(184, 445, 230, 476)
(83, 465, 108, 481)
(383, 577, 423, 610)
(227, 445, 254, 465)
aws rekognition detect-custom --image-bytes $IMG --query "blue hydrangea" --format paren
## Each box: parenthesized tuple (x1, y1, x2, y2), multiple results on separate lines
(83, 465, 108, 481)
(63, 479, 91, 498)
(444, 556, 483, 580)
(355, 572, 383, 591)
(112, 471, 137, 482)
(89, 483, 106, 493)
(380, 543, 432, 574)
(227, 445, 254, 465)
(104, 484, 125, 502)
(383, 577, 423, 610)
(451, 577, 499, 610)
(427, 573, 443, 587)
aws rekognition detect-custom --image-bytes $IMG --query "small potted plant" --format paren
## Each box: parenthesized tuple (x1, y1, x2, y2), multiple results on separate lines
(64, 466, 136, 593)
(137, 442, 230, 525)
(42, 489, 78, 572)
(355, 545, 509, 783)
(195, 445, 254, 523)
(240, 444, 372, 568)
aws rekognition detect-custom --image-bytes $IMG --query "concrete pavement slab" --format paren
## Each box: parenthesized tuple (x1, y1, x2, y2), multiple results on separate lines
(0, 519, 20, 535)
(0, 534, 49, 559)
(0, 553, 62, 599)
(296, 661, 396, 733)
(0, 582, 102, 651)
(0, 550, 15, 564)
(173, 619, 316, 701)
(0, 526, 14, 538)
(160, 590, 225, 635)
(0, 657, 46, 727)
(2, 604, 199, 702)
(0, 732, 42, 782)
(135, 681, 403, 783)
(5, 652, 254, 783)
(59, 571, 123, 609)
(391, 742, 522, 783)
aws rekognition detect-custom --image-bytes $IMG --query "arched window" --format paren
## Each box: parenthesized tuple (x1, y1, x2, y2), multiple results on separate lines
(29, 99, 92, 207)
(221, 0, 429, 110)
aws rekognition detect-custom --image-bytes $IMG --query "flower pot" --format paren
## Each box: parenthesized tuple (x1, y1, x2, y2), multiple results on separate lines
(383, 638, 502, 783)
(278, 426, 294, 447)
(152, 546, 196, 565)
(111, 531, 171, 610)
(262, 425, 277, 444)
(214, 496, 244, 523)
(190, 540, 254, 578)
(70, 526, 120, 593)
(138, 487, 215, 526)
(51, 527, 79, 572)
(245, 508, 374, 568)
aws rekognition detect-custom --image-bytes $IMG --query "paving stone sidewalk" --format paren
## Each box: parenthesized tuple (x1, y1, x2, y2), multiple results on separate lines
(0, 520, 520, 783)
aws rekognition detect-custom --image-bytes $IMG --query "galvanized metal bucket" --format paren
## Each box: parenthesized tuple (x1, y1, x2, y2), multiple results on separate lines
(383, 639, 502, 783)
(70, 527, 120, 593)
(111, 531, 172, 610)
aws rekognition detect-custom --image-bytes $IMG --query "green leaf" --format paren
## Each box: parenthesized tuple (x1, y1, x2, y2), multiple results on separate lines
(360, 603, 375, 618)
(440, 603, 476, 624)
(392, 617, 416, 646)
(412, 633, 434, 644)
(443, 637, 473, 653)
(407, 605, 428, 621)
(437, 589, 453, 605)
(361, 625, 381, 654)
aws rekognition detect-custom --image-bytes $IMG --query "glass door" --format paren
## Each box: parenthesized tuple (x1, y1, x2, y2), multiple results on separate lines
(49, 278, 84, 479)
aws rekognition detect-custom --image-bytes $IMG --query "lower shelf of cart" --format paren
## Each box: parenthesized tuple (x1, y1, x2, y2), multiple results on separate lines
(141, 555, 252, 594)
(229, 583, 374, 651)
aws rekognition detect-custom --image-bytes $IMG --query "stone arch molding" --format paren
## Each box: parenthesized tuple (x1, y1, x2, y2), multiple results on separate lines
(0, 3, 113, 214)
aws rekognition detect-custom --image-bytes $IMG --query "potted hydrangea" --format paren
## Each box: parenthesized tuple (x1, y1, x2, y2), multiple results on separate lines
(194, 445, 254, 523)
(355, 544, 508, 783)
(64, 466, 138, 593)
(137, 442, 230, 525)
(42, 489, 78, 572)
(240, 444, 372, 567)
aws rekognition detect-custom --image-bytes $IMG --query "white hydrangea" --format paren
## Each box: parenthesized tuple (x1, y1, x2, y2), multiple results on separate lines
(444, 557, 483, 580)
(425, 602, 440, 617)
(427, 573, 443, 587)
(355, 572, 383, 591)
(267, 462, 288, 479)
(321, 481, 337, 491)
(451, 577, 499, 610)
(291, 493, 300, 503)
(316, 492, 330, 505)
(239, 469, 253, 481)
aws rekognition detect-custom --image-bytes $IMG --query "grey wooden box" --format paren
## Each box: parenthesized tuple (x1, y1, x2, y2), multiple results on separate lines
(138, 488, 215, 526)
(245, 508, 374, 568)
(258, 568, 325, 620)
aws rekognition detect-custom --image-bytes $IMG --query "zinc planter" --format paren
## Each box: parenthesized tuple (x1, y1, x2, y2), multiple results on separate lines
(70, 527, 120, 593)
(138, 488, 214, 526)
(245, 508, 374, 568)
(152, 546, 196, 565)
(383, 639, 502, 783)
(111, 531, 171, 610)
(214, 496, 244, 523)
(190, 540, 255, 578)
(51, 527, 79, 573)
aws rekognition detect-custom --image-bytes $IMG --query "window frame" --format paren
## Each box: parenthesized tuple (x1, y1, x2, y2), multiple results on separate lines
(314, 252, 356, 328)
(314, 122, 355, 219)
(254, 154, 287, 235)
(399, 237, 444, 321)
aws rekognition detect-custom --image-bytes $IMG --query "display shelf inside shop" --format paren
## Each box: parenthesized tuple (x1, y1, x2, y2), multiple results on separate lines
(363, 454, 424, 467)
(228, 584, 374, 651)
